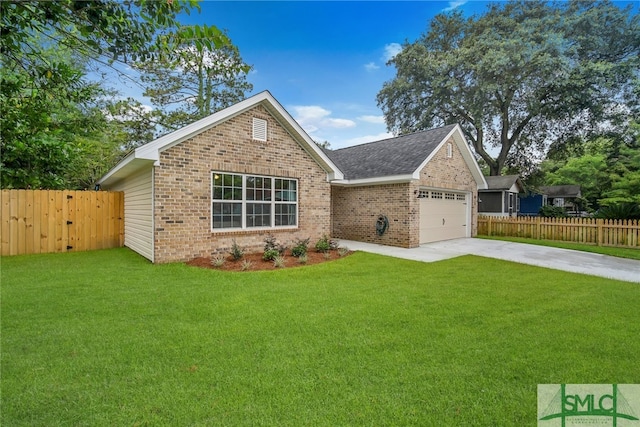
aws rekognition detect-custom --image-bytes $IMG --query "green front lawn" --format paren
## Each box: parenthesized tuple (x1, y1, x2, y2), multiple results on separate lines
(478, 235, 640, 260)
(2, 248, 639, 426)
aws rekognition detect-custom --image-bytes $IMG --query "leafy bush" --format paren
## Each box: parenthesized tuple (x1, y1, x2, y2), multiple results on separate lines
(539, 205, 567, 218)
(262, 249, 280, 261)
(338, 247, 350, 257)
(229, 239, 244, 260)
(595, 203, 640, 220)
(297, 254, 308, 264)
(263, 234, 286, 260)
(315, 235, 331, 253)
(291, 237, 310, 257)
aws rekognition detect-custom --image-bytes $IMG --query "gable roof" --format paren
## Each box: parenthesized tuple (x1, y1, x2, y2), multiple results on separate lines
(98, 91, 343, 186)
(541, 185, 581, 198)
(482, 175, 524, 191)
(326, 124, 487, 188)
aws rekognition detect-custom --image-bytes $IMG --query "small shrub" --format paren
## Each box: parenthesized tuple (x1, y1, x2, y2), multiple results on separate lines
(264, 234, 286, 260)
(539, 205, 567, 218)
(291, 237, 310, 257)
(229, 239, 244, 260)
(273, 255, 286, 268)
(338, 247, 350, 257)
(595, 203, 640, 220)
(298, 254, 308, 265)
(263, 248, 280, 261)
(211, 255, 226, 268)
(240, 259, 253, 271)
(315, 235, 331, 253)
(323, 251, 331, 260)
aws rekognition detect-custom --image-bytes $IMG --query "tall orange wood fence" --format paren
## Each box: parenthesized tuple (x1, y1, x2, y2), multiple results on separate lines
(478, 215, 640, 248)
(1, 189, 124, 256)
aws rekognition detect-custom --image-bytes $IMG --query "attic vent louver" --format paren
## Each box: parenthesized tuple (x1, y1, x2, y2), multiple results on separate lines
(253, 118, 267, 141)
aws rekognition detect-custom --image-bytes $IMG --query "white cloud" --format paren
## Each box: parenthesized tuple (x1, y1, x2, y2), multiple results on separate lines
(383, 43, 402, 62)
(290, 105, 356, 135)
(358, 115, 385, 124)
(343, 132, 395, 147)
(443, 1, 467, 12)
(364, 62, 380, 72)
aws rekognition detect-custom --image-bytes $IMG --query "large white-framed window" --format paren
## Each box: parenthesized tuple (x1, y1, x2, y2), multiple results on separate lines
(212, 172, 297, 231)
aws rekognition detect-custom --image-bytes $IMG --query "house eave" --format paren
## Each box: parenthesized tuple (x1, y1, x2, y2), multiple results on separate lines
(97, 91, 344, 186)
(330, 174, 414, 187)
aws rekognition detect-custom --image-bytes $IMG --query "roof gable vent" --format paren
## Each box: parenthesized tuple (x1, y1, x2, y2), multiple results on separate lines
(253, 118, 267, 141)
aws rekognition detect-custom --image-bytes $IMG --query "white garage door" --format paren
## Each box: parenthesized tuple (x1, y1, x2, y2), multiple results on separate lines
(419, 190, 468, 244)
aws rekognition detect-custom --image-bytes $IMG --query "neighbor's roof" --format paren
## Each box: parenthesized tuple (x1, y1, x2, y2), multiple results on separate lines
(98, 91, 343, 186)
(482, 175, 523, 191)
(541, 185, 581, 198)
(325, 124, 486, 188)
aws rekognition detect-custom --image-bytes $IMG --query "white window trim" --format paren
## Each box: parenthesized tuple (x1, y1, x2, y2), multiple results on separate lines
(446, 142, 453, 158)
(211, 172, 298, 232)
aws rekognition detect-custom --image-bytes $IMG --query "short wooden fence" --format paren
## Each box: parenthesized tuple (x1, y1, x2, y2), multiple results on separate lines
(1, 189, 124, 256)
(478, 216, 640, 248)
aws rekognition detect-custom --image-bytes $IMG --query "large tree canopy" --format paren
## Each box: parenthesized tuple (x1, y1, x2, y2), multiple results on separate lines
(0, 0, 237, 189)
(377, 0, 639, 176)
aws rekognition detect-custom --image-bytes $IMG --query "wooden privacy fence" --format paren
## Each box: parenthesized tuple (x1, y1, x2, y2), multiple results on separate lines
(1, 189, 124, 256)
(478, 215, 640, 248)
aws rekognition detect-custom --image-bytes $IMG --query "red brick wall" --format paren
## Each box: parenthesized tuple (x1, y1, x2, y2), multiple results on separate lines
(153, 105, 331, 263)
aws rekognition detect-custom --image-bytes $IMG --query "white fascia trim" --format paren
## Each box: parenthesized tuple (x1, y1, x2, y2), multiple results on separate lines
(137, 92, 275, 160)
(331, 174, 415, 187)
(97, 151, 135, 185)
(116, 91, 343, 182)
(411, 124, 487, 190)
(263, 95, 344, 181)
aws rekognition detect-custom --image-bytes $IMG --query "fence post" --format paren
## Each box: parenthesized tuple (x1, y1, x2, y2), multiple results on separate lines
(488, 216, 492, 236)
(597, 218, 603, 246)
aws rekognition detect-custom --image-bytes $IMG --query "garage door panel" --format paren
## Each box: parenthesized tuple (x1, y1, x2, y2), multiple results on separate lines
(419, 191, 468, 244)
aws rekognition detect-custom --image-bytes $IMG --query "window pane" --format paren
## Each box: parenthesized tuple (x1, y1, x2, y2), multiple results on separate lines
(275, 204, 296, 226)
(247, 203, 271, 227)
(213, 173, 242, 201)
(212, 202, 242, 229)
(275, 179, 297, 201)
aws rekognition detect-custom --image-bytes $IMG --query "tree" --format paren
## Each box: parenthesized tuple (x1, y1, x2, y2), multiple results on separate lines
(0, 41, 111, 189)
(136, 26, 252, 132)
(1, 1, 237, 188)
(0, 1, 222, 73)
(538, 130, 640, 209)
(377, 0, 640, 176)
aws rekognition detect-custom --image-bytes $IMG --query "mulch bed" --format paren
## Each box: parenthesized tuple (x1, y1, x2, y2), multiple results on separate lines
(186, 249, 352, 272)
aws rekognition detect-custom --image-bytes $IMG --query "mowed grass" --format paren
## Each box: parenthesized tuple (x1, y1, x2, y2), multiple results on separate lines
(478, 235, 640, 260)
(1, 248, 639, 426)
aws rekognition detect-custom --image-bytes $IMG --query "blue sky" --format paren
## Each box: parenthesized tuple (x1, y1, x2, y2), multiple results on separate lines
(117, 1, 637, 150)
(183, 1, 490, 149)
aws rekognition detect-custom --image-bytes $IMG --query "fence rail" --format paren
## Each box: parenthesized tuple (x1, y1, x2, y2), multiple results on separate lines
(1, 189, 124, 256)
(478, 216, 640, 248)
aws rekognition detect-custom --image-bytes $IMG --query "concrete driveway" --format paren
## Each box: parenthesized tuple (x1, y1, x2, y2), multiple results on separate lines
(338, 238, 640, 283)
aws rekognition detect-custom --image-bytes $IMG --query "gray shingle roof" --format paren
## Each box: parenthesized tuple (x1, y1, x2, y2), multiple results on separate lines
(483, 175, 521, 190)
(324, 124, 457, 180)
(541, 185, 581, 198)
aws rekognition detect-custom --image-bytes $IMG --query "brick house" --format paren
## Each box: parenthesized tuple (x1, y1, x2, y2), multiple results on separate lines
(99, 91, 486, 263)
(327, 125, 486, 248)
